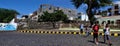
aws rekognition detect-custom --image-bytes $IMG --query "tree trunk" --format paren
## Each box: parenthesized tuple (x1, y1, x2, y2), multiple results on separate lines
(87, 0, 96, 26)
(87, 9, 94, 26)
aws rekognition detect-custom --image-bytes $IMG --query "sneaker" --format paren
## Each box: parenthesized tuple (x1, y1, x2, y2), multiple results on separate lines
(103, 41, 106, 43)
(109, 43, 112, 46)
(95, 42, 99, 45)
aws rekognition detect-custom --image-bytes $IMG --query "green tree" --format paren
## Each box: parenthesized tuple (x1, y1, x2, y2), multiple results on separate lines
(0, 8, 19, 23)
(39, 10, 68, 28)
(71, 0, 113, 25)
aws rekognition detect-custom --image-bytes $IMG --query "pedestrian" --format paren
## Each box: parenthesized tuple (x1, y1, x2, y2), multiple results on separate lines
(85, 25, 90, 37)
(92, 21, 99, 45)
(103, 21, 107, 43)
(104, 24, 112, 46)
(80, 24, 84, 33)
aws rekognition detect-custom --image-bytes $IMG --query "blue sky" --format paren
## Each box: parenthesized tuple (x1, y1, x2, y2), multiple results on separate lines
(0, 0, 120, 18)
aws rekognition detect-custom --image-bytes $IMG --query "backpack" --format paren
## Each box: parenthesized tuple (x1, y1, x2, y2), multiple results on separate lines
(93, 25, 99, 32)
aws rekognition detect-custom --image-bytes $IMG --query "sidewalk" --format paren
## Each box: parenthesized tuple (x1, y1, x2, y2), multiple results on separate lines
(59, 28, 120, 32)
(18, 28, 120, 37)
(22, 28, 120, 32)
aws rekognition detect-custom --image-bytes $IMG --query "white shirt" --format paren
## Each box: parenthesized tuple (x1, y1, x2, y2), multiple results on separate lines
(80, 24, 84, 29)
(105, 27, 110, 35)
(103, 23, 106, 29)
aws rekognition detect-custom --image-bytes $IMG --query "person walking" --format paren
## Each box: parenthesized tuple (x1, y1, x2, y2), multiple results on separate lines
(92, 21, 99, 45)
(103, 21, 107, 43)
(85, 25, 91, 37)
(104, 24, 112, 46)
(80, 24, 84, 33)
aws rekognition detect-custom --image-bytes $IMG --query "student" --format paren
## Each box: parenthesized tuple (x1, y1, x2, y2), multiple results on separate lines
(92, 22, 99, 45)
(85, 25, 90, 37)
(103, 22, 106, 43)
(80, 24, 84, 33)
(104, 24, 112, 46)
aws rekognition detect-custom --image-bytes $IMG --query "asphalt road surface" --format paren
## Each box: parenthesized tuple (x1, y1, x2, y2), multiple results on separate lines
(0, 31, 119, 46)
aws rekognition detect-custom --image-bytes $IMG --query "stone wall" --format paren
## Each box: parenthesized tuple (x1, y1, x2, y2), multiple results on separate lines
(17, 19, 91, 30)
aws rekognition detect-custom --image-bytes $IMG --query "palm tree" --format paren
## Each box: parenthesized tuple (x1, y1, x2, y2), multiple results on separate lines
(71, 0, 113, 25)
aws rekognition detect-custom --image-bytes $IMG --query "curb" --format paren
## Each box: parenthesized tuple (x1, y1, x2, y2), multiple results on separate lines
(59, 28, 120, 31)
(18, 30, 120, 37)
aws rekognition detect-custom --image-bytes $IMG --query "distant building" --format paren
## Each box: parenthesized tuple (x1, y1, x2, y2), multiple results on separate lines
(107, 4, 120, 16)
(78, 12, 89, 21)
(97, 16, 120, 25)
(29, 4, 77, 21)
(113, 3, 120, 15)
(96, 3, 120, 25)
(29, 11, 38, 21)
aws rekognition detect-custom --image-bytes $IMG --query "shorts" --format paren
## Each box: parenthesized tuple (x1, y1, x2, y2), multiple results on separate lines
(105, 35, 110, 40)
(93, 33, 98, 39)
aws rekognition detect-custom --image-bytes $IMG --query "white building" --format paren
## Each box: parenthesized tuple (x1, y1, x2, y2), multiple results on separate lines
(97, 15, 120, 25)
(96, 2, 120, 25)
(81, 13, 88, 21)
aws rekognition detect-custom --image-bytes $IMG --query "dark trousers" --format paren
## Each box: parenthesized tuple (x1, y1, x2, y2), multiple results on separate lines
(93, 33, 98, 42)
(80, 29, 83, 33)
(103, 29, 106, 42)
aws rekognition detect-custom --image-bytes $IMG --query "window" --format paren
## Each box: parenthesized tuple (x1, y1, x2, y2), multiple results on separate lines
(68, 10, 71, 13)
(111, 21, 114, 24)
(49, 7, 52, 10)
(102, 21, 106, 24)
(107, 20, 110, 24)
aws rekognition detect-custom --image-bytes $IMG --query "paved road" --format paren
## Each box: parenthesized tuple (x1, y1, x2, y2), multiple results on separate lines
(0, 31, 120, 46)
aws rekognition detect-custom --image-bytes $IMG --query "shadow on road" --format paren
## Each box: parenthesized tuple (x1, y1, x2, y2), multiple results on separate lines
(88, 40, 107, 44)
(99, 41, 106, 44)
(88, 40, 94, 43)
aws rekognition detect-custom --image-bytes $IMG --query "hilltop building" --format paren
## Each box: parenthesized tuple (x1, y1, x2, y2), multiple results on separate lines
(29, 4, 78, 21)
